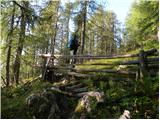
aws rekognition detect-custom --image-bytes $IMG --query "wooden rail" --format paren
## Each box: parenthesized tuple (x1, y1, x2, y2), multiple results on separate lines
(39, 53, 139, 59)
(39, 49, 157, 59)
(75, 57, 159, 66)
(40, 49, 158, 89)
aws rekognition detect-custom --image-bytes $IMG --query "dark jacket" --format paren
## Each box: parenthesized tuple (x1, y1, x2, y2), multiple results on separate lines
(69, 35, 79, 50)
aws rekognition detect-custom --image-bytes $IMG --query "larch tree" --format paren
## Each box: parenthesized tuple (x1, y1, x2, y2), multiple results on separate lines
(5, 2, 16, 86)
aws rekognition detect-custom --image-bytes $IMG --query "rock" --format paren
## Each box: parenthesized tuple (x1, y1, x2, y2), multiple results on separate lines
(73, 91, 105, 118)
(117, 65, 127, 70)
(38, 103, 50, 118)
(48, 104, 60, 119)
(26, 94, 40, 108)
(26, 91, 60, 119)
(119, 110, 131, 119)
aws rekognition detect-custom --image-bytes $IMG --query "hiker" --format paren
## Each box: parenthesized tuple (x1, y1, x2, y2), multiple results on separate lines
(68, 31, 80, 65)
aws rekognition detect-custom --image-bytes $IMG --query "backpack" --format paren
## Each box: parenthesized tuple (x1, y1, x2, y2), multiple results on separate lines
(68, 36, 75, 50)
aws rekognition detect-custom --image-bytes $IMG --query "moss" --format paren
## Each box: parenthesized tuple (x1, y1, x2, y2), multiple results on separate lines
(74, 101, 86, 113)
(1, 79, 50, 119)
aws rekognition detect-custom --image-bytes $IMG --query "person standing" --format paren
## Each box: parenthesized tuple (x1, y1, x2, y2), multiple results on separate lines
(68, 30, 80, 66)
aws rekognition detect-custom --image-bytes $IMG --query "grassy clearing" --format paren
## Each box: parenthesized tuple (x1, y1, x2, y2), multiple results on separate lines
(76, 56, 138, 70)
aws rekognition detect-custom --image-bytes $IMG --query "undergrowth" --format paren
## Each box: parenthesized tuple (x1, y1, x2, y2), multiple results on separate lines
(1, 80, 46, 118)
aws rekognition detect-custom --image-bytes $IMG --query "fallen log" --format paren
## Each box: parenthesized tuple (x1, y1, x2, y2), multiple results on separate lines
(71, 87, 88, 93)
(65, 83, 84, 90)
(63, 80, 80, 87)
(75, 92, 89, 97)
(48, 87, 73, 97)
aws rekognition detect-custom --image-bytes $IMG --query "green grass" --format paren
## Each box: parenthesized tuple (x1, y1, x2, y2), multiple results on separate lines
(1, 79, 48, 119)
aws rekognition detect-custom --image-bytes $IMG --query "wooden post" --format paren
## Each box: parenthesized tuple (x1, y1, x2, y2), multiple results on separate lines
(41, 57, 47, 81)
(139, 50, 147, 82)
(139, 50, 150, 94)
(51, 57, 55, 82)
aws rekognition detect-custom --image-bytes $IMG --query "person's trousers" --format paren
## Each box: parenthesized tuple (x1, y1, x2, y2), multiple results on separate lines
(70, 49, 77, 64)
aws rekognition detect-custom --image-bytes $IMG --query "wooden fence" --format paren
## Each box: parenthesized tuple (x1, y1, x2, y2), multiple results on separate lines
(39, 49, 158, 82)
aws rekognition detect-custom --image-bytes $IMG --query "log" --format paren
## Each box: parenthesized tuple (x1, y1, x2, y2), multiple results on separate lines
(32, 57, 158, 69)
(67, 72, 96, 78)
(75, 68, 136, 75)
(39, 53, 138, 59)
(49, 87, 73, 96)
(76, 60, 139, 66)
(63, 80, 80, 87)
(23, 75, 41, 86)
(71, 87, 88, 93)
(147, 57, 159, 63)
(75, 92, 89, 97)
(144, 49, 158, 56)
(76, 57, 159, 66)
(38, 49, 157, 59)
(148, 64, 159, 69)
(65, 83, 84, 90)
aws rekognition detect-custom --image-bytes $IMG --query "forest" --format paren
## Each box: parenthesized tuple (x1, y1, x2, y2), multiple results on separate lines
(0, 0, 159, 119)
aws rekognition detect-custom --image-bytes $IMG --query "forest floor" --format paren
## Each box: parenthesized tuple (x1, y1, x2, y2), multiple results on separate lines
(1, 50, 159, 119)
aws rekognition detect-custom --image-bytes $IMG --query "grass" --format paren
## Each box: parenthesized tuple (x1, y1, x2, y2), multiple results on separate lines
(1, 79, 47, 119)
(1, 48, 158, 119)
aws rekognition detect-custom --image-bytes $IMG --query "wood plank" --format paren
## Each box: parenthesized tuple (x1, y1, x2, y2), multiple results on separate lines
(67, 72, 96, 78)
(65, 83, 84, 90)
(145, 49, 158, 56)
(33, 57, 158, 68)
(63, 81, 80, 87)
(76, 60, 139, 66)
(75, 92, 88, 97)
(49, 87, 73, 96)
(38, 53, 138, 59)
(148, 64, 159, 69)
(71, 87, 88, 93)
(75, 68, 136, 75)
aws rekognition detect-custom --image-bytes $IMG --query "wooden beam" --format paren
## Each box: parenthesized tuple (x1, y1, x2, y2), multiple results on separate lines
(38, 53, 138, 59)
(49, 87, 73, 96)
(38, 49, 158, 59)
(75, 68, 136, 75)
(71, 87, 88, 93)
(32, 57, 158, 68)
(76, 60, 139, 66)
(65, 83, 84, 90)
(145, 49, 158, 56)
(67, 72, 96, 78)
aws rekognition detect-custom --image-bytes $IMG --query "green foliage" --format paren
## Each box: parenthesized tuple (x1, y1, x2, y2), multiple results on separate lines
(124, 0, 159, 51)
(1, 79, 47, 118)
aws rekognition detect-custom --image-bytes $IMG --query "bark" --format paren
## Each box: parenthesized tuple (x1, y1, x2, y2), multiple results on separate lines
(13, 1, 28, 85)
(42, 2, 60, 80)
(81, 1, 87, 55)
(51, 1, 60, 55)
(6, 2, 15, 86)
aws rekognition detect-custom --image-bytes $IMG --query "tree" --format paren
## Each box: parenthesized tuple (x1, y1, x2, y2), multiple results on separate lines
(125, 0, 159, 51)
(12, 1, 29, 84)
(5, 2, 16, 86)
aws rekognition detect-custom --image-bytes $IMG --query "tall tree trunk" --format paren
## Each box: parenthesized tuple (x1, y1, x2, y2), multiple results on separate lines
(66, 2, 71, 50)
(81, 1, 87, 55)
(13, 1, 27, 85)
(51, 2, 59, 56)
(6, 2, 15, 86)
(42, 2, 60, 81)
